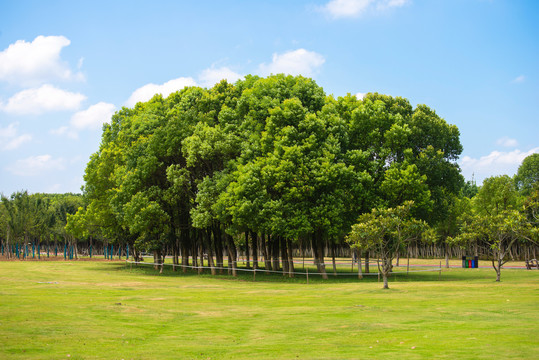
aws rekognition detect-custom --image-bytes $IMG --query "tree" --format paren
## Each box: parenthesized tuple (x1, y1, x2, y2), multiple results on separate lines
(454, 175, 527, 281)
(456, 210, 530, 281)
(347, 201, 420, 289)
(515, 153, 539, 196)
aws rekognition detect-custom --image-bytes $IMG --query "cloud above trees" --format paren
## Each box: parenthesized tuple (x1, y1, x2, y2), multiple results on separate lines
(460, 147, 539, 184)
(0, 85, 86, 115)
(0, 35, 84, 86)
(320, 0, 410, 19)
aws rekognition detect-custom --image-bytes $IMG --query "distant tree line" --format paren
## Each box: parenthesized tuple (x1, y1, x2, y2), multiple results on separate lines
(1, 75, 537, 285)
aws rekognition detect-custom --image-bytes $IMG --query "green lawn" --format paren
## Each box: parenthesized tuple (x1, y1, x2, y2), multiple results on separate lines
(0, 260, 537, 359)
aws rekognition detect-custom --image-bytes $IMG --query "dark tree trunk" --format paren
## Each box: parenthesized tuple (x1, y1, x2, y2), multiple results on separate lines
(225, 234, 237, 277)
(261, 233, 271, 272)
(331, 242, 337, 276)
(287, 239, 295, 278)
(245, 231, 251, 269)
(213, 224, 224, 274)
(271, 235, 280, 271)
(280, 236, 289, 275)
(365, 251, 370, 273)
(202, 229, 216, 275)
(312, 231, 328, 279)
(251, 231, 258, 269)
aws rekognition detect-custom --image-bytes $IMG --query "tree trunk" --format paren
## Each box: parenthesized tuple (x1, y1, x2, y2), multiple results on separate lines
(261, 233, 271, 272)
(204, 229, 216, 275)
(271, 235, 280, 271)
(380, 258, 391, 289)
(245, 232, 251, 269)
(5, 227, 11, 259)
(331, 242, 337, 276)
(445, 243, 450, 268)
(251, 231, 258, 269)
(313, 231, 328, 279)
(287, 239, 295, 278)
(365, 251, 370, 273)
(198, 231, 204, 274)
(357, 249, 363, 279)
(280, 236, 289, 276)
(212, 224, 224, 274)
(226, 234, 237, 277)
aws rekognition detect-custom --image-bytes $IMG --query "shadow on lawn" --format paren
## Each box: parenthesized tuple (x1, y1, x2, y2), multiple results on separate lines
(89, 260, 498, 284)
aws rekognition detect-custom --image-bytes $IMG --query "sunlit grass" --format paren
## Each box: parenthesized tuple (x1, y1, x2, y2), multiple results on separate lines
(0, 260, 537, 359)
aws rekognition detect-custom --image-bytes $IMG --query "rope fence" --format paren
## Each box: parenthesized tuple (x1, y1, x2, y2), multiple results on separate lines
(125, 259, 442, 277)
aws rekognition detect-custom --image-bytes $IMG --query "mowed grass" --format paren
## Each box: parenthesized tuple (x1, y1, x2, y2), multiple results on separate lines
(0, 260, 538, 359)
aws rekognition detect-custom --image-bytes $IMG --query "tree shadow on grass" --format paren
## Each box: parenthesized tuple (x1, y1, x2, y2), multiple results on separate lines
(89, 261, 500, 285)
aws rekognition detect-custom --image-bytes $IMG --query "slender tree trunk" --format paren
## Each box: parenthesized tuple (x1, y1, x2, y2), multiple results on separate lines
(261, 233, 271, 272)
(331, 242, 337, 276)
(198, 231, 204, 274)
(287, 239, 294, 278)
(204, 229, 216, 275)
(280, 236, 289, 275)
(225, 234, 237, 277)
(5, 228, 11, 259)
(357, 249, 363, 279)
(365, 251, 370, 273)
(380, 257, 391, 289)
(251, 231, 258, 269)
(160, 246, 166, 274)
(213, 224, 224, 274)
(244, 231, 251, 269)
(271, 235, 280, 271)
(313, 231, 328, 279)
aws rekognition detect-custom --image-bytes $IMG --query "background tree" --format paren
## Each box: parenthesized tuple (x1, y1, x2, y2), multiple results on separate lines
(515, 153, 539, 196)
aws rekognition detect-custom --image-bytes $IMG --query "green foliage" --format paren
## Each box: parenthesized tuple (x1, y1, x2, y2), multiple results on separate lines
(62, 74, 465, 265)
(515, 153, 539, 196)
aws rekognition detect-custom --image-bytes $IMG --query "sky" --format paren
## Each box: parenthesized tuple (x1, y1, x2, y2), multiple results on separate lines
(0, 0, 538, 195)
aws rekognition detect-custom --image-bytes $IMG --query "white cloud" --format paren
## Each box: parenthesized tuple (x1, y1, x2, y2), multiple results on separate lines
(459, 147, 539, 184)
(125, 51, 324, 108)
(50, 102, 116, 139)
(321, 0, 409, 18)
(377, 0, 410, 10)
(50, 126, 78, 139)
(258, 49, 325, 77)
(71, 102, 116, 130)
(0, 35, 84, 86)
(126, 77, 197, 107)
(512, 75, 525, 83)
(199, 66, 243, 88)
(0, 122, 32, 150)
(0, 84, 86, 115)
(7, 154, 66, 176)
(323, 0, 372, 18)
(496, 136, 518, 148)
(356, 92, 367, 99)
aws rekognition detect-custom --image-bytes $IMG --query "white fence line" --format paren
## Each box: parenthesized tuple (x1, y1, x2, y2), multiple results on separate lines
(125, 260, 441, 277)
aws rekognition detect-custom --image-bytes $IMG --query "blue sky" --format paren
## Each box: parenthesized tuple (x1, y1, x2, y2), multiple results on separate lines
(1, 0, 538, 195)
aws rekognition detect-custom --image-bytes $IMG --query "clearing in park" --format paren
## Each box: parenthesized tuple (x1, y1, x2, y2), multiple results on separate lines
(0, 259, 538, 359)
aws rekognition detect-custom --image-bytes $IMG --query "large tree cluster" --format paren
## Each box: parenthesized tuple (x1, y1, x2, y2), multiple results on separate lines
(69, 74, 464, 277)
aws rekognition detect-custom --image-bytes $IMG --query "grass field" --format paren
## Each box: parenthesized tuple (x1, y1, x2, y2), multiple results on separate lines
(0, 260, 538, 359)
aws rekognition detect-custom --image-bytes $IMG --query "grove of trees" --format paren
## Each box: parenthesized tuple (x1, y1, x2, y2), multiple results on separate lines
(1, 75, 537, 286)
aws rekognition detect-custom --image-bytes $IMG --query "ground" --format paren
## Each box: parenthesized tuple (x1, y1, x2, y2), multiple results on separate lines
(0, 259, 537, 359)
